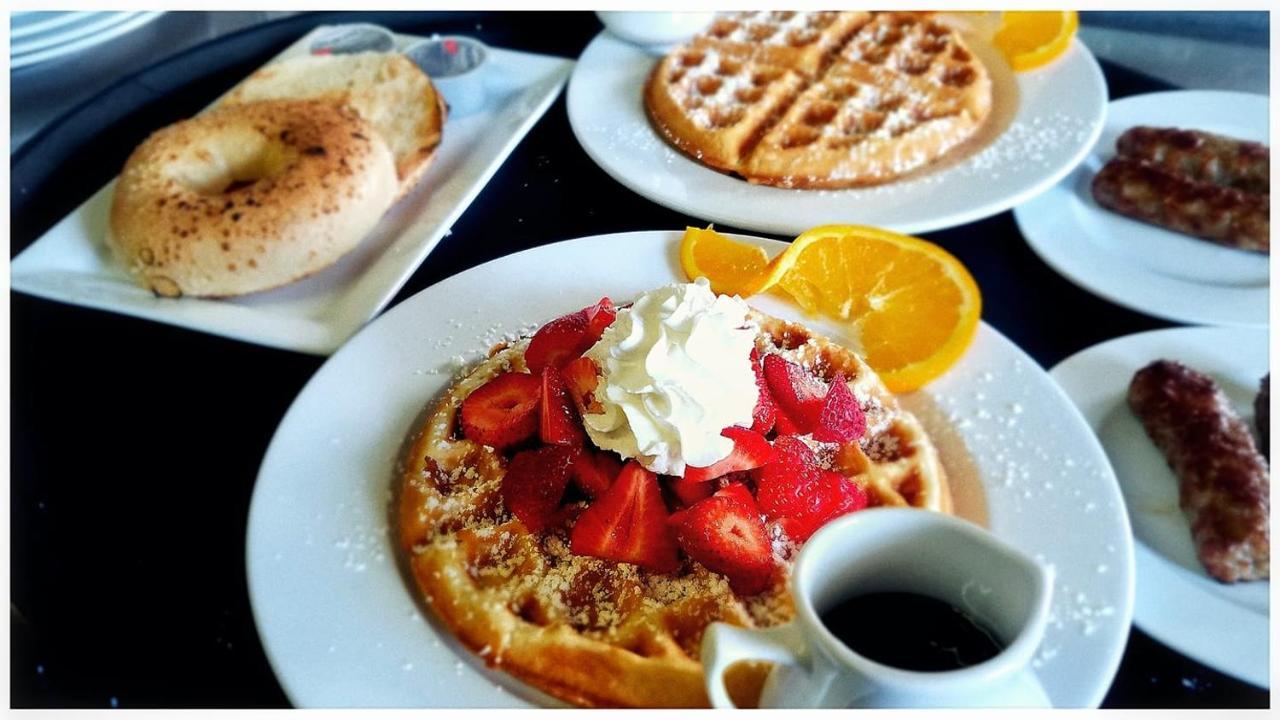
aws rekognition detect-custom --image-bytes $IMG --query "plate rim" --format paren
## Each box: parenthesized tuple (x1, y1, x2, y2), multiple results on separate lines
(1048, 324, 1270, 688)
(566, 29, 1108, 236)
(247, 229, 1135, 708)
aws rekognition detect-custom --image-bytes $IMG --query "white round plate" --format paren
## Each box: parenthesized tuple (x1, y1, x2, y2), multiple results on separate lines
(247, 231, 1133, 707)
(10, 11, 100, 40)
(1050, 326, 1269, 688)
(11, 12, 163, 70)
(566, 30, 1106, 236)
(11, 11, 137, 56)
(1015, 91, 1269, 327)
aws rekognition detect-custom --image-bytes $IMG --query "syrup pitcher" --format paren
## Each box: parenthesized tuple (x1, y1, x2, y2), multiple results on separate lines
(702, 508, 1054, 708)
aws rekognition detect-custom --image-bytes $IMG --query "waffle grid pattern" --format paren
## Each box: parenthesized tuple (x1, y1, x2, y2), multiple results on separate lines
(646, 11, 992, 188)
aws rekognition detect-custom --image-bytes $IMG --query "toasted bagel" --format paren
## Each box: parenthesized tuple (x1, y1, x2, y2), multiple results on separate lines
(108, 99, 398, 298)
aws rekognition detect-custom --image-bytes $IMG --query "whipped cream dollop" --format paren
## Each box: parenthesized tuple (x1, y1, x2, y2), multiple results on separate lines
(583, 278, 759, 475)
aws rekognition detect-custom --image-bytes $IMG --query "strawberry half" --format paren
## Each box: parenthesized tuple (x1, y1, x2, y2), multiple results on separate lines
(583, 297, 617, 338)
(774, 471, 869, 542)
(714, 481, 756, 509)
(752, 435, 823, 520)
(683, 427, 776, 483)
(501, 445, 577, 533)
(668, 475, 715, 507)
(526, 298, 616, 374)
(540, 366, 585, 446)
(459, 371, 542, 450)
(561, 356, 603, 414)
(571, 449, 622, 499)
(669, 484, 774, 595)
(749, 349, 777, 435)
(571, 461, 679, 573)
(812, 373, 866, 444)
(762, 354, 827, 433)
(753, 436, 869, 542)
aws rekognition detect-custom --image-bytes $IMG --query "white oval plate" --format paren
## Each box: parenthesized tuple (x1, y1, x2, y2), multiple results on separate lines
(566, 30, 1106, 236)
(1050, 326, 1269, 688)
(247, 231, 1133, 707)
(1015, 91, 1269, 327)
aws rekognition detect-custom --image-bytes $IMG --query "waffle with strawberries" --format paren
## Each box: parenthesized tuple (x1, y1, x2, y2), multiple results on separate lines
(645, 11, 992, 188)
(397, 296, 949, 707)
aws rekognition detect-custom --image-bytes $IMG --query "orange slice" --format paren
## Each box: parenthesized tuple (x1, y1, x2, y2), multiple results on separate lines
(678, 224, 981, 392)
(679, 226, 773, 296)
(992, 10, 1079, 71)
(772, 225, 981, 392)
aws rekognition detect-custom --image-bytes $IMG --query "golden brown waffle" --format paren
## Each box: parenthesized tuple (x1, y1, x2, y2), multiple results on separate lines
(397, 308, 949, 707)
(646, 11, 991, 188)
(694, 11, 871, 77)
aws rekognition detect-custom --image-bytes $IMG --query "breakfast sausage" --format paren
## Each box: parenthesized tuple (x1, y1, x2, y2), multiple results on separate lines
(1128, 360, 1269, 583)
(1091, 158, 1270, 253)
(1116, 126, 1269, 195)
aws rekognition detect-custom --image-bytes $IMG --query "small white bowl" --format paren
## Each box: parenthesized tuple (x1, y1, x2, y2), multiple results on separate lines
(596, 11, 714, 47)
(404, 35, 490, 117)
(308, 23, 396, 55)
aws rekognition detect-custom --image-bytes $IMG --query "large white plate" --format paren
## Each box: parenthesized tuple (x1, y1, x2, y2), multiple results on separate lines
(1050, 326, 1269, 688)
(1015, 91, 1269, 327)
(247, 230, 1134, 707)
(11, 25, 573, 355)
(566, 29, 1106, 235)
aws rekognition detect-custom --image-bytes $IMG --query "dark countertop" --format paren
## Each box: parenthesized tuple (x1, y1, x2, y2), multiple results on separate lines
(10, 10, 1270, 709)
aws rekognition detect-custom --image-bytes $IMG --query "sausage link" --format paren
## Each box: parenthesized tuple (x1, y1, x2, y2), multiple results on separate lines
(1128, 360, 1269, 583)
(1091, 157, 1269, 253)
(1116, 126, 1269, 195)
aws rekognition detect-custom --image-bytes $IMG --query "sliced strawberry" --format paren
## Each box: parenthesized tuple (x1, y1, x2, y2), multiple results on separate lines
(749, 349, 776, 435)
(561, 356, 603, 414)
(571, 461, 679, 572)
(812, 373, 866, 444)
(715, 481, 757, 510)
(669, 475, 715, 507)
(571, 449, 622, 499)
(540, 366, 585, 446)
(501, 445, 577, 533)
(583, 297, 617, 338)
(773, 411, 802, 436)
(669, 484, 774, 595)
(773, 471, 869, 542)
(762, 354, 827, 433)
(526, 298, 616, 374)
(683, 427, 776, 483)
(751, 435, 823, 520)
(459, 371, 542, 450)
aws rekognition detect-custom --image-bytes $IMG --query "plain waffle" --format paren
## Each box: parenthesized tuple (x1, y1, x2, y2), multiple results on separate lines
(646, 11, 992, 188)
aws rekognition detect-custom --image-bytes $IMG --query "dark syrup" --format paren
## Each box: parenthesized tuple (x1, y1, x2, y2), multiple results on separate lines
(820, 592, 1004, 672)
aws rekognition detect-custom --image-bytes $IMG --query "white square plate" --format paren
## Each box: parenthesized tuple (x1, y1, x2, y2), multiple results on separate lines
(12, 25, 574, 355)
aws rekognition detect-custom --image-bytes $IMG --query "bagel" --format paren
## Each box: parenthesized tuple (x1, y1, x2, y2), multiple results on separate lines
(221, 52, 447, 196)
(108, 99, 398, 298)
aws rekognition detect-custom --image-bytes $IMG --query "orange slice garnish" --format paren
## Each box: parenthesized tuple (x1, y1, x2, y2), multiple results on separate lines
(679, 225, 981, 392)
(678, 226, 775, 297)
(992, 10, 1079, 71)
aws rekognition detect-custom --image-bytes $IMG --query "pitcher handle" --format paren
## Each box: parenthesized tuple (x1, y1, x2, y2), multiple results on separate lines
(701, 621, 809, 708)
